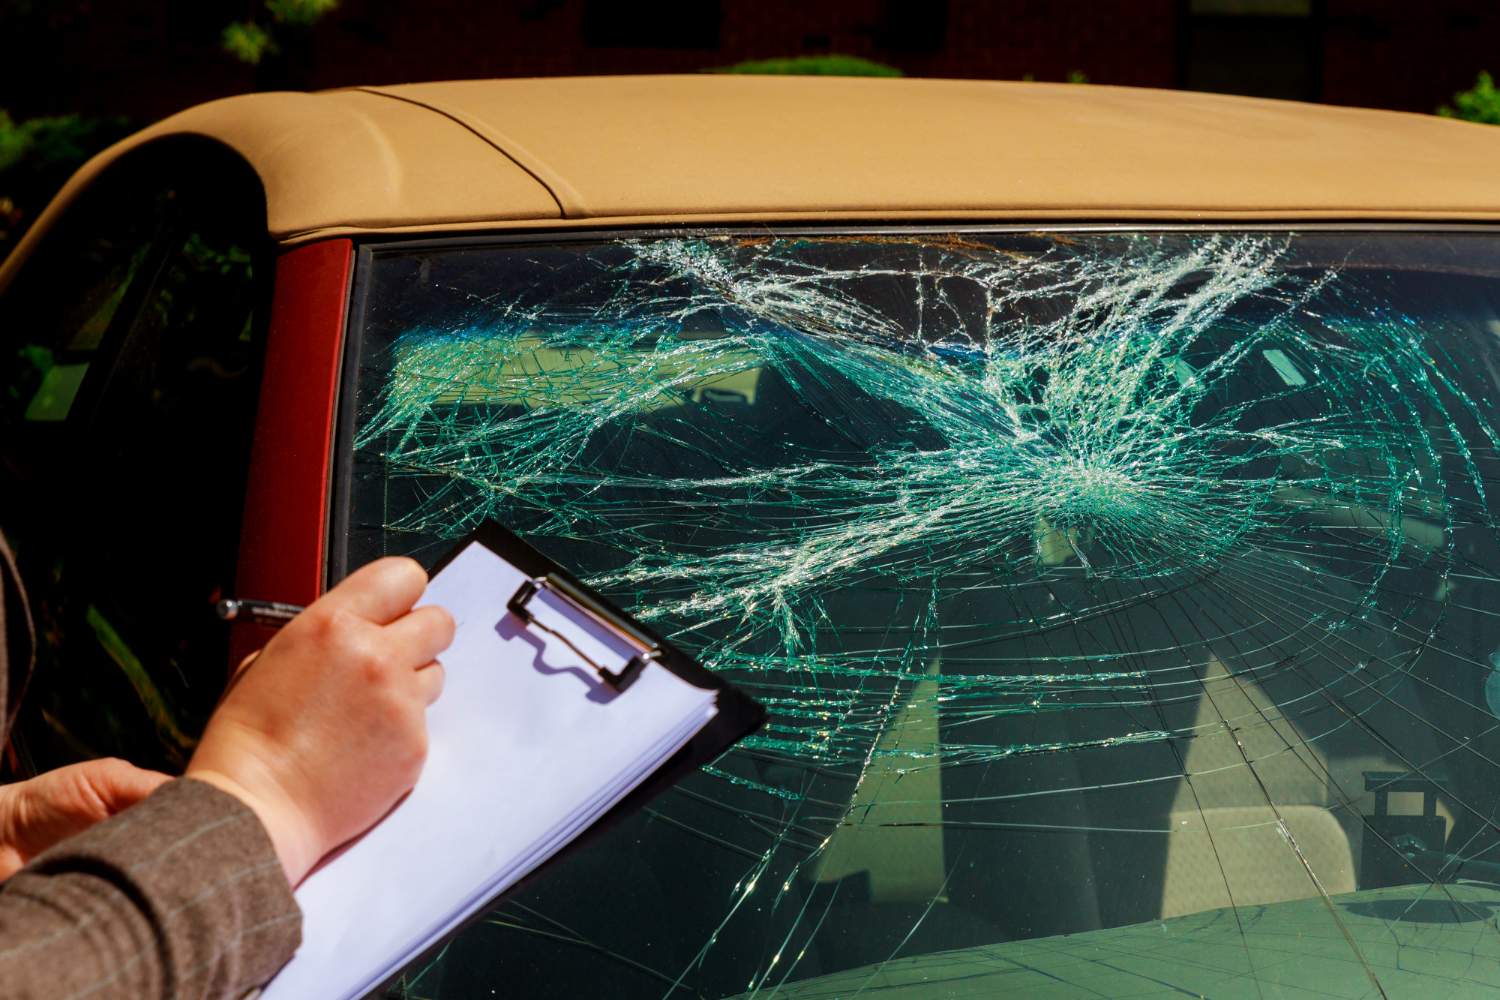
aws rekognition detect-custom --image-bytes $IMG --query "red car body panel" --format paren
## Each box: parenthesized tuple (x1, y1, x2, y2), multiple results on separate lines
(229, 238, 352, 666)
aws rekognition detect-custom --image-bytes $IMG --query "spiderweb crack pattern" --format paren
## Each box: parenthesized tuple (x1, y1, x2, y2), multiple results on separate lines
(357, 232, 1500, 998)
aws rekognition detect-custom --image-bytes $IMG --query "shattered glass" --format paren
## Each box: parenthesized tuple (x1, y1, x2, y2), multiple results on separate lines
(342, 231, 1500, 998)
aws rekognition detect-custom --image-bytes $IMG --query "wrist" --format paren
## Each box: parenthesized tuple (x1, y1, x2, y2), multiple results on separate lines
(0, 782, 24, 876)
(184, 767, 321, 886)
(0, 780, 19, 843)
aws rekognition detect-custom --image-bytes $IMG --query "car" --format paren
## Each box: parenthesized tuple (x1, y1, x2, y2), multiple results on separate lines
(5, 74, 1500, 998)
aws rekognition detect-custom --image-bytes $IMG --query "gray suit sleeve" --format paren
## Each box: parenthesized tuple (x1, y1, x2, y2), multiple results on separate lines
(0, 777, 302, 999)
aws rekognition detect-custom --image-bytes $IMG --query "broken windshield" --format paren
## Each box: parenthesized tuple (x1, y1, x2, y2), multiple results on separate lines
(342, 230, 1500, 998)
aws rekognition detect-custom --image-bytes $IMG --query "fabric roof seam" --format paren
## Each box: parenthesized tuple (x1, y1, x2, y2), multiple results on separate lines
(0, 90, 565, 294)
(348, 86, 575, 219)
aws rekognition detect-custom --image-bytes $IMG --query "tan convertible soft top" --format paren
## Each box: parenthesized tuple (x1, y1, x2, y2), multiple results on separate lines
(20, 74, 1500, 248)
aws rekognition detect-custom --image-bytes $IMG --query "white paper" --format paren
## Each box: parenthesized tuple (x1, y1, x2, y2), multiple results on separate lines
(261, 542, 718, 1000)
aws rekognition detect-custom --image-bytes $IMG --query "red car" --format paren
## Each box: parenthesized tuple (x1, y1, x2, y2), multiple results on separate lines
(6, 76, 1500, 997)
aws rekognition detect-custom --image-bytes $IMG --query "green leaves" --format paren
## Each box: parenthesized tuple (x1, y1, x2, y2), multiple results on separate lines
(221, 0, 338, 65)
(220, 21, 273, 66)
(714, 55, 902, 78)
(0, 109, 123, 174)
(265, 0, 339, 27)
(0, 109, 130, 254)
(1438, 70, 1500, 125)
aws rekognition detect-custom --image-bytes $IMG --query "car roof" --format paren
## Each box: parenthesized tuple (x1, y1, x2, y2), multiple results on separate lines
(26, 75, 1500, 246)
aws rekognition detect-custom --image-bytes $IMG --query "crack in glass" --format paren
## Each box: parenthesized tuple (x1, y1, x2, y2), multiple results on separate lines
(346, 231, 1500, 999)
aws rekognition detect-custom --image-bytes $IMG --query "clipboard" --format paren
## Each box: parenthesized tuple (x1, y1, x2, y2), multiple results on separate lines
(262, 522, 766, 1000)
(427, 520, 766, 791)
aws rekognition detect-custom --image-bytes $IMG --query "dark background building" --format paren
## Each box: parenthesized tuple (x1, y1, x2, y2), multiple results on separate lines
(1, 0, 1495, 123)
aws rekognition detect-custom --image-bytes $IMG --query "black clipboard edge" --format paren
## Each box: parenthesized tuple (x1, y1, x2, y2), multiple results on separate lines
(365, 523, 767, 998)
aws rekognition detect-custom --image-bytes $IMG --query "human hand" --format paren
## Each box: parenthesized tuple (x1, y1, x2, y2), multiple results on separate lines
(0, 758, 171, 879)
(186, 558, 454, 886)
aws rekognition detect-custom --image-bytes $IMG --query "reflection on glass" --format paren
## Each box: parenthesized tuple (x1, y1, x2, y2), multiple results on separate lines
(347, 232, 1500, 997)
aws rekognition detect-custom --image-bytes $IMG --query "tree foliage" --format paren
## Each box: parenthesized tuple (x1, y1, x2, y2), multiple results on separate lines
(1439, 71, 1500, 125)
(714, 55, 902, 78)
(0, 110, 130, 256)
(265, 0, 339, 27)
(222, 0, 338, 66)
(221, 21, 274, 66)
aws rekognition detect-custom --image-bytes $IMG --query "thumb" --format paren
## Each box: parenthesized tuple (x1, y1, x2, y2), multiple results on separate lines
(78, 759, 172, 815)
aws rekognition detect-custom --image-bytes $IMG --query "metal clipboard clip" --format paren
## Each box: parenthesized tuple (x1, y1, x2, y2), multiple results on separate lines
(507, 574, 660, 692)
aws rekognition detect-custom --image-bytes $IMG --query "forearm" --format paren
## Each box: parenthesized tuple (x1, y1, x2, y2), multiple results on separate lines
(0, 778, 301, 999)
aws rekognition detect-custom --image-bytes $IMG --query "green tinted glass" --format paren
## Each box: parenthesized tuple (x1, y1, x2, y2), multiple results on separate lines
(348, 231, 1500, 998)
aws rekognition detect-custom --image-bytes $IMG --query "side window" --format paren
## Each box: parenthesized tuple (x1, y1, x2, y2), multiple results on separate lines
(0, 141, 269, 776)
(1, 178, 167, 428)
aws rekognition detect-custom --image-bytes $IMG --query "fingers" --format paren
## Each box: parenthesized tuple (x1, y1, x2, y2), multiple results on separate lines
(380, 604, 457, 670)
(77, 759, 172, 815)
(315, 557, 429, 625)
(412, 661, 446, 705)
(232, 649, 261, 678)
(382, 606, 452, 707)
